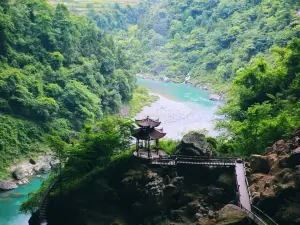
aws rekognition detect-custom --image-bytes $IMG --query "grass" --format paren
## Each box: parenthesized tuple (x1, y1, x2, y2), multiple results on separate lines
(129, 86, 159, 117)
(48, 0, 140, 13)
(158, 139, 179, 155)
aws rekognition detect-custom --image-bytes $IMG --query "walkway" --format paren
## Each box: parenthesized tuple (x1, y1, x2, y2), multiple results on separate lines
(235, 162, 251, 211)
(134, 152, 279, 225)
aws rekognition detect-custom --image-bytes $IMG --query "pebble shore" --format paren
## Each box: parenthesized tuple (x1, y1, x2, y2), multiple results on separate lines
(136, 94, 219, 140)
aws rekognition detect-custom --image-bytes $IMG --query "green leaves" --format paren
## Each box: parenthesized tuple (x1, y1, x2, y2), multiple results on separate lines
(218, 39, 300, 155)
(0, 0, 136, 175)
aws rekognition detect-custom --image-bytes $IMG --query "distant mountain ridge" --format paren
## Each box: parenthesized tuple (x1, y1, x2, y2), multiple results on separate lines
(48, 0, 139, 14)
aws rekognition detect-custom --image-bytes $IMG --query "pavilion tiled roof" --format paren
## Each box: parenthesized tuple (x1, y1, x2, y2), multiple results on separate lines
(136, 116, 161, 128)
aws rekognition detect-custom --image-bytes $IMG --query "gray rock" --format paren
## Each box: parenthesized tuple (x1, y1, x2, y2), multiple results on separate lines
(217, 204, 248, 224)
(250, 154, 270, 173)
(288, 147, 300, 167)
(50, 159, 60, 169)
(29, 158, 36, 165)
(186, 201, 200, 215)
(279, 157, 290, 168)
(170, 176, 184, 187)
(12, 169, 25, 180)
(209, 94, 221, 101)
(208, 210, 214, 219)
(40, 164, 51, 172)
(176, 132, 211, 156)
(195, 213, 202, 219)
(169, 210, 184, 222)
(0, 180, 18, 190)
(163, 184, 178, 198)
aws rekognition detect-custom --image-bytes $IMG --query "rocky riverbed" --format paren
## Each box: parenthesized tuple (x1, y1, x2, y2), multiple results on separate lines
(0, 153, 58, 190)
(136, 94, 219, 139)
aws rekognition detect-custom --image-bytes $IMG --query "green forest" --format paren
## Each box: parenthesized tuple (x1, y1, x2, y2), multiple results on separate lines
(86, 0, 300, 155)
(87, 0, 300, 88)
(0, 0, 300, 174)
(0, 0, 141, 177)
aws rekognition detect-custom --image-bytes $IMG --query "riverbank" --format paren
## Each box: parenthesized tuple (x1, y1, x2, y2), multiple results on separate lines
(136, 94, 219, 139)
(135, 78, 221, 139)
(0, 174, 49, 225)
(136, 73, 228, 101)
(0, 153, 57, 191)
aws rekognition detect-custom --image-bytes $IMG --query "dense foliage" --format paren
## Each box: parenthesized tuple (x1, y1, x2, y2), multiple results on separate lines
(88, 0, 300, 89)
(21, 117, 134, 214)
(0, 0, 136, 174)
(217, 38, 300, 155)
(85, 0, 300, 156)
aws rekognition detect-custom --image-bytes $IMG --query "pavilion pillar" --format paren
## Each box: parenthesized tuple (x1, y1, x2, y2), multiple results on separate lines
(155, 139, 159, 155)
(136, 139, 139, 153)
(148, 139, 150, 158)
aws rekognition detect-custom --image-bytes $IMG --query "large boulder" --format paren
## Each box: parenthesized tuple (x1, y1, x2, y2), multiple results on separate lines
(176, 132, 211, 156)
(0, 180, 18, 190)
(250, 155, 270, 174)
(12, 169, 25, 180)
(29, 158, 36, 165)
(288, 147, 300, 167)
(216, 204, 249, 225)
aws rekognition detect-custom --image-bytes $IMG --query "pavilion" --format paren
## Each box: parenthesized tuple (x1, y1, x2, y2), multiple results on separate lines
(133, 116, 166, 157)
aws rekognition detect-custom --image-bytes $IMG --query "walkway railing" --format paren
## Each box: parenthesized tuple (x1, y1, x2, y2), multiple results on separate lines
(251, 205, 279, 225)
(141, 154, 279, 225)
(39, 177, 61, 224)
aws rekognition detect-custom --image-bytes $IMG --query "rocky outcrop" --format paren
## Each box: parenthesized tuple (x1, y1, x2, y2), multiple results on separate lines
(248, 128, 300, 224)
(209, 94, 222, 101)
(216, 204, 249, 225)
(199, 204, 250, 225)
(176, 132, 212, 157)
(13, 169, 26, 180)
(8, 154, 57, 185)
(119, 164, 237, 225)
(0, 180, 18, 190)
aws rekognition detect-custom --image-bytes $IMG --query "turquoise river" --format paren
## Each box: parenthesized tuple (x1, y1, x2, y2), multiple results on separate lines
(136, 78, 222, 138)
(0, 174, 49, 225)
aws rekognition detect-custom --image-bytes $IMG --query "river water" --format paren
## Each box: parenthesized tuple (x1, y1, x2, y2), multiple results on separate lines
(0, 174, 49, 225)
(136, 78, 222, 139)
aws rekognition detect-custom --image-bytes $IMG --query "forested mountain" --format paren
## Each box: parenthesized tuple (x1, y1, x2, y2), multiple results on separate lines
(88, 0, 300, 88)
(0, 0, 135, 176)
(48, 0, 140, 14)
(9, 1, 300, 224)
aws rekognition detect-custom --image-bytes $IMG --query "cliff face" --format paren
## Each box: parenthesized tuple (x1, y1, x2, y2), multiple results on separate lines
(248, 128, 300, 225)
(36, 155, 255, 225)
